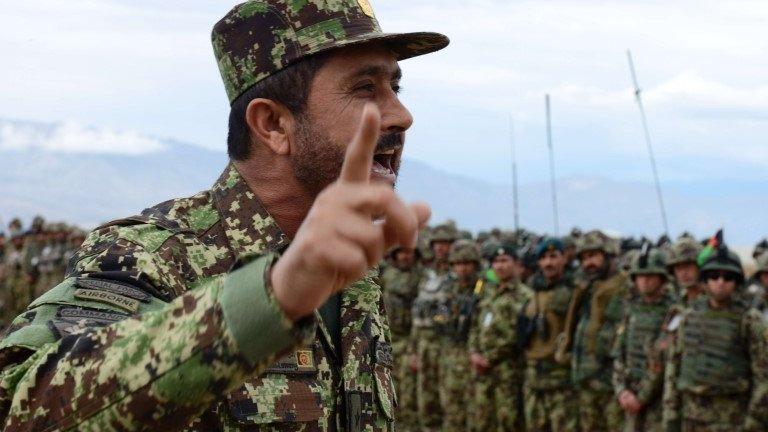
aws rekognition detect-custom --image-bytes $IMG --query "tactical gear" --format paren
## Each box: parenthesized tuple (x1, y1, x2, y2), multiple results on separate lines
(699, 247, 744, 283)
(380, 265, 420, 336)
(623, 291, 675, 382)
(576, 230, 614, 256)
(411, 270, 450, 330)
(448, 240, 480, 264)
(212, 0, 449, 103)
(630, 247, 668, 278)
(678, 300, 751, 394)
(667, 238, 702, 268)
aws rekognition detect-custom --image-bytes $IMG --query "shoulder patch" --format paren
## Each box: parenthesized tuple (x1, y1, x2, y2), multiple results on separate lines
(75, 278, 152, 303)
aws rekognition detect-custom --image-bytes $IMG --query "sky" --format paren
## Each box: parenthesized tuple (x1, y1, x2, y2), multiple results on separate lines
(1, 1, 766, 186)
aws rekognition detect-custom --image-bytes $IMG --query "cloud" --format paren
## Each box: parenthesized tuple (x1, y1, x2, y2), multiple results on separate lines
(0, 120, 165, 155)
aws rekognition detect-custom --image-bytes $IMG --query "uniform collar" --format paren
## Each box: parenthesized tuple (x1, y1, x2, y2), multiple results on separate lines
(210, 163, 289, 262)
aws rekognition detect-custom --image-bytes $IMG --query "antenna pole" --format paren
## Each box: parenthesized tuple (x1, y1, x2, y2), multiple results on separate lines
(627, 50, 670, 236)
(545, 94, 560, 236)
(510, 115, 520, 233)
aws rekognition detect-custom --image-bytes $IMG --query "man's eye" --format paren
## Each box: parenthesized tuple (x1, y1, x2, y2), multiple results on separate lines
(354, 84, 376, 94)
(392, 84, 402, 94)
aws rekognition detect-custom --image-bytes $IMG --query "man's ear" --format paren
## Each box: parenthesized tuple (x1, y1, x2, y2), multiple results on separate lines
(245, 98, 295, 155)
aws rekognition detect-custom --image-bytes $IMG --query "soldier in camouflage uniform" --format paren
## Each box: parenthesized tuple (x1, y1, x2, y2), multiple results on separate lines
(469, 243, 532, 432)
(662, 246, 768, 431)
(379, 246, 422, 430)
(0, 1, 448, 430)
(521, 238, 578, 432)
(409, 224, 457, 431)
(748, 253, 768, 315)
(558, 230, 628, 432)
(666, 238, 703, 303)
(438, 240, 484, 432)
(612, 247, 676, 432)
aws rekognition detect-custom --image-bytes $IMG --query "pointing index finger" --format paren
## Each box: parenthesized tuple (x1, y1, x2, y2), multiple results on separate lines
(340, 103, 381, 183)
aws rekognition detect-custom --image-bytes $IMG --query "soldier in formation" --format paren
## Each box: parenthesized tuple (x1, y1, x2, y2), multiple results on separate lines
(469, 244, 531, 431)
(0, 217, 86, 328)
(612, 247, 676, 431)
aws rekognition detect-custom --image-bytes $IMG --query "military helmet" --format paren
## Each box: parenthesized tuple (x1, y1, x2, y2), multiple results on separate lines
(666, 238, 702, 268)
(630, 247, 668, 279)
(699, 246, 744, 283)
(754, 252, 768, 276)
(576, 230, 613, 256)
(752, 239, 768, 259)
(430, 224, 458, 244)
(448, 240, 481, 264)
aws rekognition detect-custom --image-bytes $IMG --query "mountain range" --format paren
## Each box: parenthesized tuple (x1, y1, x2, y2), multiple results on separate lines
(1, 118, 765, 247)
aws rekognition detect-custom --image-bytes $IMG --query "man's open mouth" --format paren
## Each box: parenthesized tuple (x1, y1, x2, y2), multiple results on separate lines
(371, 146, 400, 183)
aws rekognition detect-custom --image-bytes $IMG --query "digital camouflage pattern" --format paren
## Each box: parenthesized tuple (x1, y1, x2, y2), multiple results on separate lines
(0, 163, 397, 432)
(379, 262, 422, 430)
(662, 295, 768, 432)
(468, 279, 532, 432)
(212, 0, 449, 103)
(522, 272, 578, 432)
(612, 284, 677, 432)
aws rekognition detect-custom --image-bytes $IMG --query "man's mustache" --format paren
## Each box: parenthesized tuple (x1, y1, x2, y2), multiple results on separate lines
(375, 133, 404, 154)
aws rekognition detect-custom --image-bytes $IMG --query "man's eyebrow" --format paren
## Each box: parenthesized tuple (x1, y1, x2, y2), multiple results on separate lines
(349, 64, 402, 80)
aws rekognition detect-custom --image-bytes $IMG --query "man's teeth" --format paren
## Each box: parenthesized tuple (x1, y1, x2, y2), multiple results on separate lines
(377, 149, 396, 155)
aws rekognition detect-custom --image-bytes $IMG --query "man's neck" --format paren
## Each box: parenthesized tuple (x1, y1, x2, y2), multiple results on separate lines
(709, 297, 732, 310)
(234, 159, 314, 239)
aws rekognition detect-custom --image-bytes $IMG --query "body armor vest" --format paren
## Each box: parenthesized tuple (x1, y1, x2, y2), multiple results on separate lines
(443, 290, 477, 343)
(411, 269, 450, 330)
(679, 301, 750, 394)
(625, 293, 673, 381)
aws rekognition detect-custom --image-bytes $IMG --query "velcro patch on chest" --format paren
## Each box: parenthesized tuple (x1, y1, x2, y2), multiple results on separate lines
(373, 339, 394, 369)
(74, 288, 141, 313)
(264, 348, 318, 374)
(75, 277, 152, 302)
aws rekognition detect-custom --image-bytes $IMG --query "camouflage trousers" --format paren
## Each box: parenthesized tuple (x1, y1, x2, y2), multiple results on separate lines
(415, 333, 443, 430)
(523, 385, 578, 432)
(391, 337, 418, 431)
(576, 383, 623, 432)
(679, 392, 755, 432)
(622, 396, 662, 432)
(471, 366, 524, 432)
(439, 345, 471, 432)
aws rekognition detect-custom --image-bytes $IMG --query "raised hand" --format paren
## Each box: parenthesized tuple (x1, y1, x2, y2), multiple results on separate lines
(271, 103, 431, 321)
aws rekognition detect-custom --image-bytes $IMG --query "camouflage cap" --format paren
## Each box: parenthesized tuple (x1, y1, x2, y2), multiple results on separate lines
(430, 224, 458, 243)
(212, 0, 449, 104)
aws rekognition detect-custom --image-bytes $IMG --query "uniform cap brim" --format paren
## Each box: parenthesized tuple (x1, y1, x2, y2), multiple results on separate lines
(306, 31, 449, 62)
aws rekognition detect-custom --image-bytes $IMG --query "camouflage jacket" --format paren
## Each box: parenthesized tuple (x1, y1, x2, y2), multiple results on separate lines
(0, 163, 396, 432)
(468, 280, 532, 375)
(379, 264, 422, 338)
(662, 296, 768, 431)
(611, 285, 676, 404)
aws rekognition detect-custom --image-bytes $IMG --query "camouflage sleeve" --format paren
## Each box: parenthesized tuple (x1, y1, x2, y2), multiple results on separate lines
(467, 299, 482, 354)
(743, 311, 768, 431)
(0, 254, 315, 431)
(483, 299, 518, 366)
(661, 315, 683, 432)
(611, 314, 629, 396)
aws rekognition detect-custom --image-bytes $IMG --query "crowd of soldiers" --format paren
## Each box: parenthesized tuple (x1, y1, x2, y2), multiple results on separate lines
(2, 215, 767, 431)
(0, 216, 87, 328)
(380, 222, 768, 432)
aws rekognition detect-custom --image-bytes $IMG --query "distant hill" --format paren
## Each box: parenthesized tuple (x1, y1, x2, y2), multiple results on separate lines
(1, 118, 765, 247)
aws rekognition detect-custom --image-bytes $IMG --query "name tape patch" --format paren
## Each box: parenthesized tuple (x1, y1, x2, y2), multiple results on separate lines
(75, 278, 152, 303)
(74, 289, 140, 313)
